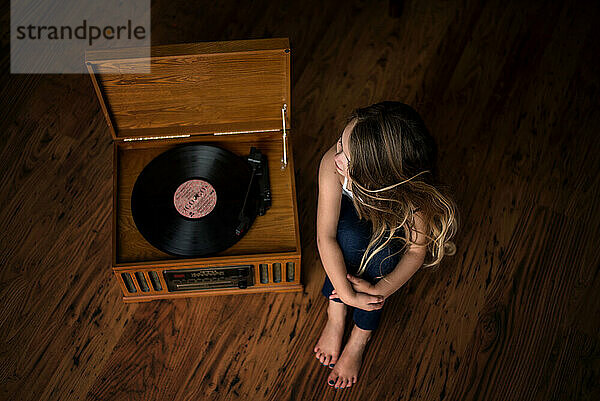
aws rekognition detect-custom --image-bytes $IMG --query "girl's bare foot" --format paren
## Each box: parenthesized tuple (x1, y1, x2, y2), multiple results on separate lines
(314, 300, 347, 368)
(327, 325, 372, 389)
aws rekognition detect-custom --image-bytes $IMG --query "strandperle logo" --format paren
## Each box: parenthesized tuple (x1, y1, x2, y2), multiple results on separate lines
(11, 0, 150, 73)
(15, 20, 147, 46)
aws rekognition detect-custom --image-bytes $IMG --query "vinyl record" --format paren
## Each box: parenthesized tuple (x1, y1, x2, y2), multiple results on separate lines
(131, 143, 259, 257)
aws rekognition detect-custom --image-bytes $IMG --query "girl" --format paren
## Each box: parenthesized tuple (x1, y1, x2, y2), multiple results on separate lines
(313, 101, 458, 389)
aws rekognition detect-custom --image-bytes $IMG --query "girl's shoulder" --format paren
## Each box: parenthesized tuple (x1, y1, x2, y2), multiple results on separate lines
(319, 144, 345, 188)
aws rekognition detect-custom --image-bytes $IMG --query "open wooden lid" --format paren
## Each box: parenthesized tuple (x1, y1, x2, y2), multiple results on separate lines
(85, 38, 291, 140)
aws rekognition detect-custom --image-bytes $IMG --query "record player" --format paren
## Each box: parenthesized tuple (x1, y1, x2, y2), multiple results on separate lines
(85, 38, 302, 303)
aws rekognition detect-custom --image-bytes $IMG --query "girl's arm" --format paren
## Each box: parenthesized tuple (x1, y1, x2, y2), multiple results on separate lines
(373, 248, 426, 299)
(374, 212, 428, 298)
(316, 146, 356, 302)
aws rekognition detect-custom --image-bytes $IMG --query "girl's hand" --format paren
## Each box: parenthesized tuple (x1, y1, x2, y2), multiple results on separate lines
(345, 274, 377, 294)
(330, 291, 384, 311)
(329, 274, 381, 298)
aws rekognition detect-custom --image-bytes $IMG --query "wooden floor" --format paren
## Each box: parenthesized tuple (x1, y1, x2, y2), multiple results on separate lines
(1, 0, 599, 400)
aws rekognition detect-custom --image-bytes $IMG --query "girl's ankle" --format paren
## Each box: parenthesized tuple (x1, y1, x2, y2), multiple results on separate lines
(327, 300, 347, 319)
(350, 325, 373, 344)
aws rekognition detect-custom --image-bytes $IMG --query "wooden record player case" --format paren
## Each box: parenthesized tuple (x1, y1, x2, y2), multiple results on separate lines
(85, 38, 302, 303)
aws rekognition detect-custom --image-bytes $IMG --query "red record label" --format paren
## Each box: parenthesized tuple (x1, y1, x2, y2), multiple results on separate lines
(173, 179, 217, 218)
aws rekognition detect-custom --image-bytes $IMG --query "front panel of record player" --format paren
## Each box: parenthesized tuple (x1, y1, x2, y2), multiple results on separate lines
(86, 38, 302, 302)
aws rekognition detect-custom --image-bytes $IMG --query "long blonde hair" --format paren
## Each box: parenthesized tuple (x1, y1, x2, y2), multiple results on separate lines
(345, 101, 459, 277)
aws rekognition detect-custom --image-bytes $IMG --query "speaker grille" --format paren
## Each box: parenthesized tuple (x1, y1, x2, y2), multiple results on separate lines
(148, 271, 162, 291)
(286, 262, 295, 282)
(135, 272, 150, 292)
(259, 264, 269, 283)
(121, 273, 136, 293)
(273, 263, 282, 283)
